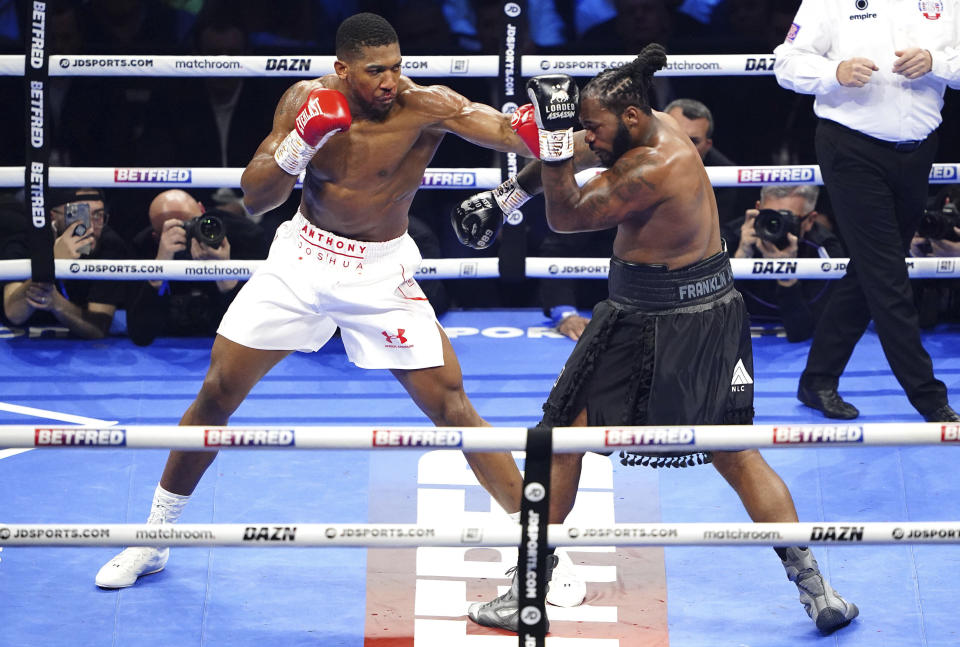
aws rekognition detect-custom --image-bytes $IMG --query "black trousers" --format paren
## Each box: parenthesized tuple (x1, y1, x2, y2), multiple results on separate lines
(801, 119, 947, 414)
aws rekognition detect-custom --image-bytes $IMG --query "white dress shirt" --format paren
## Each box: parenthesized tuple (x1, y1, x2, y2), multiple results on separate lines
(774, 0, 960, 142)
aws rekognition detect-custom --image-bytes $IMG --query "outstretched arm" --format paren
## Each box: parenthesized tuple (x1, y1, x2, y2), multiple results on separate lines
(429, 85, 534, 157)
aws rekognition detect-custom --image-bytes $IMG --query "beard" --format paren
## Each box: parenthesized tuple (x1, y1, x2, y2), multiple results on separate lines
(610, 120, 632, 162)
(594, 120, 632, 166)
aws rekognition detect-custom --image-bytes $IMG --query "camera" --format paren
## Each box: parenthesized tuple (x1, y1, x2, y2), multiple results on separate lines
(917, 202, 960, 242)
(182, 213, 226, 248)
(754, 208, 800, 249)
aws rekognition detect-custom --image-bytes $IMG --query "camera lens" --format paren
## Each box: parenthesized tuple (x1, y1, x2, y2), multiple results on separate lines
(195, 215, 225, 246)
(184, 214, 226, 248)
(753, 209, 798, 249)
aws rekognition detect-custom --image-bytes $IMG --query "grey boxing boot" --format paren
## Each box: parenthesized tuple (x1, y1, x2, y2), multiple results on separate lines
(467, 554, 558, 633)
(781, 546, 859, 633)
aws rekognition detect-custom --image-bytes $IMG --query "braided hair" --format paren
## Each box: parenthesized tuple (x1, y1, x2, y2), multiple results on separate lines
(582, 43, 667, 116)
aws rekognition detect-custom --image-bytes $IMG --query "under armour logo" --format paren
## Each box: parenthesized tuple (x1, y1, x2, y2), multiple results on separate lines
(382, 329, 408, 345)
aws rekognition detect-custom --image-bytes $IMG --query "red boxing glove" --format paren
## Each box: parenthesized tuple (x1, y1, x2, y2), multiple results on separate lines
(275, 88, 352, 175)
(296, 88, 351, 146)
(510, 103, 540, 159)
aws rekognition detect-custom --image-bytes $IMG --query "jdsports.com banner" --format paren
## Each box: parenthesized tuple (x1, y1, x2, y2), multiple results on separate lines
(44, 55, 499, 78)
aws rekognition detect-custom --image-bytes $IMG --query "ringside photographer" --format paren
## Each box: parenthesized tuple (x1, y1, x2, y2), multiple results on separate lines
(911, 185, 960, 328)
(1, 189, 131, 338)
(126, 190, 267, 346)
(723, 185, 845, 342)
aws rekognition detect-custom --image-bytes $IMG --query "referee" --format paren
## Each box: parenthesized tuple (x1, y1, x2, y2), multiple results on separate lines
(774, 0, 960, 422)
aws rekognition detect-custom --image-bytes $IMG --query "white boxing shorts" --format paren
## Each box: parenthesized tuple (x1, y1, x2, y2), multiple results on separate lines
(218, 212, 443, 370)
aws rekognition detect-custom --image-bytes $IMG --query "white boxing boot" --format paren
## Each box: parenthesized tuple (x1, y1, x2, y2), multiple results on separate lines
(95, 485, 189, 589)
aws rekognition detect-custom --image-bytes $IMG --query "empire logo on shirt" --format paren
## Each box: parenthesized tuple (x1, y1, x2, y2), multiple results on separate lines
(850, 0, 877, 20)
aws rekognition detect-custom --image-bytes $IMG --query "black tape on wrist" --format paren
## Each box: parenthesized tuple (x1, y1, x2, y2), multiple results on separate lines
(518, 425, 551, 647)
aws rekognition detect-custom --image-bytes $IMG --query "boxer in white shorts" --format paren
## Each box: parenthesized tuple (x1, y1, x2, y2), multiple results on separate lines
(95, 13, 539, 590)
(220, 212, 443, 369)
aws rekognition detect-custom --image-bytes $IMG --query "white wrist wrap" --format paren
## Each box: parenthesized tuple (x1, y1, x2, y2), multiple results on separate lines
(539, 127, 574, 162)
(273, 129, 320, 176)
(492, 176, 533, 213)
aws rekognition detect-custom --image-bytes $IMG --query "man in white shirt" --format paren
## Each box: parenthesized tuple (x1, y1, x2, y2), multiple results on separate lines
(774, 0, 960, 423)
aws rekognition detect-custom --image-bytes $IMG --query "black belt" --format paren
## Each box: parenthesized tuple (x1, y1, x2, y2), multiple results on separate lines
(820, 119, 927, 153)
(608, 250, 733, 311)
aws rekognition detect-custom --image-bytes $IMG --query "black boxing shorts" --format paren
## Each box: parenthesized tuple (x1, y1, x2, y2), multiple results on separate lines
(540, 250, 754, 468)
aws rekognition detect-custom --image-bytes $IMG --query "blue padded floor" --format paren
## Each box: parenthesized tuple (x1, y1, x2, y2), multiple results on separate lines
(1, 309, 959, 647)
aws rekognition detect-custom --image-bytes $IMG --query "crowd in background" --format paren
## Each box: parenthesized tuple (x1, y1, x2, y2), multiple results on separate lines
(1, 0, 958, 337)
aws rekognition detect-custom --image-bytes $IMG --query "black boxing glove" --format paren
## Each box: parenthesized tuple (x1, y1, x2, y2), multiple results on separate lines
(451, 191, 504, 250)
(526, 74, 580, 162)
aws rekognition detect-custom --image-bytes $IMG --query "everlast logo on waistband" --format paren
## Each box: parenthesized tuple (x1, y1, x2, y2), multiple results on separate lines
(677, 269, 730, 300)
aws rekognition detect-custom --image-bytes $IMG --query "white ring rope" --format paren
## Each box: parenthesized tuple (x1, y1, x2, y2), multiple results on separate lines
(2, 422, 957, 451)
(0, 53, 775, 78)
(1, 256, 958, 282)
(0, 257, 502, 281)
(0, 54, 499, 78)
(0, 166, 504, 189)
(2, 164, 957, 188)
(525, 54, 779, 77)
(526, 256, 960, 280)
(1, 521, 958, 547)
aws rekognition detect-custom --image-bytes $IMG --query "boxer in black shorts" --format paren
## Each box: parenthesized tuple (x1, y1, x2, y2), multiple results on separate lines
(458, 45, 859, 636)
(541, 250, 751, 470)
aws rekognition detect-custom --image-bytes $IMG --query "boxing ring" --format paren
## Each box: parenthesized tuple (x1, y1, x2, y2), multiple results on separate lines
(2, 318, 960, 647)
(4, 7, 960, 647)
